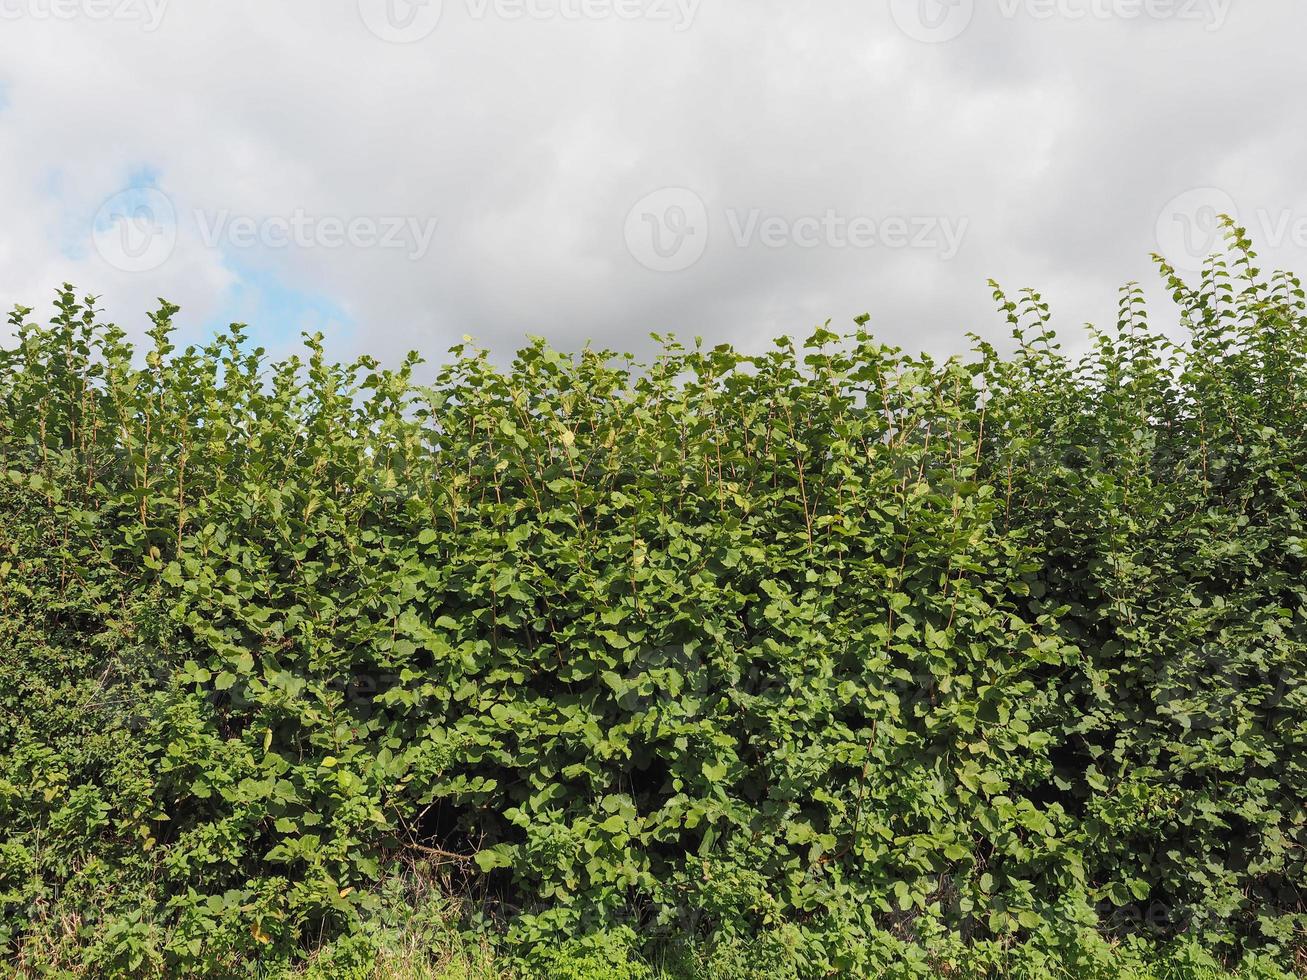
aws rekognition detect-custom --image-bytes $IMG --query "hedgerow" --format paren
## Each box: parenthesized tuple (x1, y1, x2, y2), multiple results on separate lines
(1, 222, 1304, 977)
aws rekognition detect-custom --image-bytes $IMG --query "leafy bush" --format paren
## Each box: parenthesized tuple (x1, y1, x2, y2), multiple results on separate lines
(1, 222, 1304, 977)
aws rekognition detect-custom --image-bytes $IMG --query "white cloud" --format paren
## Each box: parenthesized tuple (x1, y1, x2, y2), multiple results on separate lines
(1, 0, 1304, 363)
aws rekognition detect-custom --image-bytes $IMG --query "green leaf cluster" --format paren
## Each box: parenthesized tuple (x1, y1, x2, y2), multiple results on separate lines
(0, 221, 1303, 976)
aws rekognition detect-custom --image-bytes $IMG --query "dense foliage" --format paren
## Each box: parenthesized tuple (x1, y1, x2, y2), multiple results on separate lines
(1, 226, 1305, 978)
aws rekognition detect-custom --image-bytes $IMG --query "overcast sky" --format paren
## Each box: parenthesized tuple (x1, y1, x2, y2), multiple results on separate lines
(1, 0, 1305, 365)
